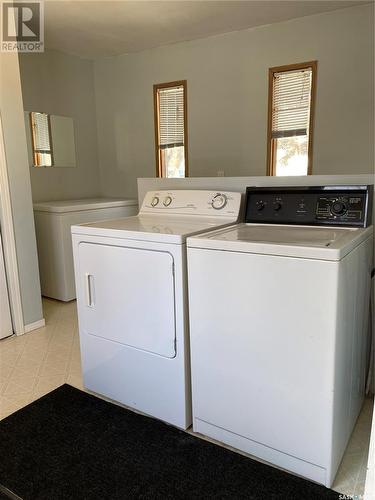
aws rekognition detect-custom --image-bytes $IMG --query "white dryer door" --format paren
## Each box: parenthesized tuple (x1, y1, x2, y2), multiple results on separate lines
(79, 243, 176, 358)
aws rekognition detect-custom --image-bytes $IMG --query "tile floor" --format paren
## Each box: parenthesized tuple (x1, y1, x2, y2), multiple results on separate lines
(0, 297, 373, 498)
(0, 298, 83, 419)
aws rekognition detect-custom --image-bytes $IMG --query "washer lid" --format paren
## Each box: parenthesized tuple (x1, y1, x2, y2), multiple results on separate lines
(187, 223, 374, 260)
(71, 214, 238, 244)
(33, 198, 138, 213)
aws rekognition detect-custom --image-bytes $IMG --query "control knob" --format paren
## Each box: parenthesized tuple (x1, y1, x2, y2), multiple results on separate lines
(273, 202, 282, 211)
(163, 196, 172, 207)
(151, 196, 159, 207)
(256, 201, 265, 211)
(331, 200, 347, 216)
(211, 193, 227, 210)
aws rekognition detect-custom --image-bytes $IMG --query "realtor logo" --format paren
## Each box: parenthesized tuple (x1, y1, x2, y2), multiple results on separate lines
(1, 1, 44, 52)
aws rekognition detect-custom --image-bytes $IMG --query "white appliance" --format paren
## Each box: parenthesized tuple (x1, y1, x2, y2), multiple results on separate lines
(72, 190, 241, 429)
(33, 198, 138, 301)
(0, 230, 12, 339)
(187, 185, 373, 487)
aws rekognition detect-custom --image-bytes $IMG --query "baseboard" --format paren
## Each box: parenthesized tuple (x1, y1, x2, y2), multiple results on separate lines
(23, 318, 46, 334)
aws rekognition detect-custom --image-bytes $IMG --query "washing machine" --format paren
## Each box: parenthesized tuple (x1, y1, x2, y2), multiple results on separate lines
(34, 198, 138, 301)
(187, 185, 373, 487)
(72, 190, 241, 429)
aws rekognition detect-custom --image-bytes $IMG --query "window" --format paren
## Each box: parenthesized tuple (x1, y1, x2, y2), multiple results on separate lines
(267, 61, 316, 176)
(29, 112, 53, 167)
(153, 81, 188, 178)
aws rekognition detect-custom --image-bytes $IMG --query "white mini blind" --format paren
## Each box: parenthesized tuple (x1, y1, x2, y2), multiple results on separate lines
(271, 68, 312, 139)
(31, 112, 51, 151)
(158, 85, 185, 149)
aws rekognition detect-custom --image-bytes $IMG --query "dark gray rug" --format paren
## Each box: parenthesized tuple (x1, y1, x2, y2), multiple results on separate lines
(0, 384, 340, 499)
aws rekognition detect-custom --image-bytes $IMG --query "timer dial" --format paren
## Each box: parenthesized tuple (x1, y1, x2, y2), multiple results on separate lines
(211, 193, 227, 210)
(331, 200, 347, 216)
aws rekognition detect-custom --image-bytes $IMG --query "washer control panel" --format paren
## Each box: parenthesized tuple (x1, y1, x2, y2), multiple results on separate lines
(245, 186, 373, 227)
(141, 190, 241, 218)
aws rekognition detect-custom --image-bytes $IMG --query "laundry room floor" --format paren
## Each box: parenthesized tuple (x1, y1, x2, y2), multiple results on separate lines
(0, 298, 83, 417)
(0, 298, 373, 498)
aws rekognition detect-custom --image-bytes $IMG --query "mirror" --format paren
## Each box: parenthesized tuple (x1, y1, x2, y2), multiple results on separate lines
(24, 112, 77, 168)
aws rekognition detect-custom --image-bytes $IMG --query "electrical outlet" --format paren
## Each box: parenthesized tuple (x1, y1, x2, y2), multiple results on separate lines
(217, 170, 225, 177)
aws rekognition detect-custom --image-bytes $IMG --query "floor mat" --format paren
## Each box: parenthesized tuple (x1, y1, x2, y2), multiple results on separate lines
(0, 384, 340, 499)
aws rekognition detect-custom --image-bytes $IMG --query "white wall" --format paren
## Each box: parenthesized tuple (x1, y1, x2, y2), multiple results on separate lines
(0, 52, 43, 325)
(94, 3, 374, 199)
(19, 49, 101, 202)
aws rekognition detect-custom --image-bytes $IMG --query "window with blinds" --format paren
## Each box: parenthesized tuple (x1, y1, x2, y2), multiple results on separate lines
(154, 81, 188, 178)
(267, 61, 316, 176)
(30, 112, 53, 167)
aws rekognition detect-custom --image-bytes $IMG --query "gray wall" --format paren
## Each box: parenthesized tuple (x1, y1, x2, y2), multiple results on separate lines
(19, 49, 101, 202)
(94, 3, 374, 199)
(0, 52, 43, 325)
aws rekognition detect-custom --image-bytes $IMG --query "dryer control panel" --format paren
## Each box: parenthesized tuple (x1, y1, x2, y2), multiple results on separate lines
(245, 185, 373, 227)
(141, 190, 242, 218)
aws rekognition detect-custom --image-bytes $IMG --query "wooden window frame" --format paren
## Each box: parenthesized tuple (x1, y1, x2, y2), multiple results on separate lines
(266, 61, 317, 176)
(29, 111, 54, 167)
(153, 80, 188, 178)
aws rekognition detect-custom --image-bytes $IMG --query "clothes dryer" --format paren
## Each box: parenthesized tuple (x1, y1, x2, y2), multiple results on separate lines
(72, 190, 241, 429)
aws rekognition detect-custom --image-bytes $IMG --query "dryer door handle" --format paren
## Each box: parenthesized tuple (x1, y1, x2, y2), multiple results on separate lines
(85, 273, 95, 308)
